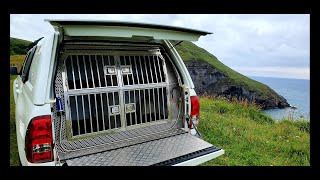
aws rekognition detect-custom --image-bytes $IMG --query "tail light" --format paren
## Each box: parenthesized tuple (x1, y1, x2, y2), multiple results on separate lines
(25, 115, 54, 163)
(190, 96, 200, 128)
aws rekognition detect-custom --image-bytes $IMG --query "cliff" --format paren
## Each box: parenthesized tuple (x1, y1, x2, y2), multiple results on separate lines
(173, 41, 289, 109)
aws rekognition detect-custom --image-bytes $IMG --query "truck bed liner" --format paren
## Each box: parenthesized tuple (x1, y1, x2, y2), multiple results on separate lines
(56, 124, 185, 160)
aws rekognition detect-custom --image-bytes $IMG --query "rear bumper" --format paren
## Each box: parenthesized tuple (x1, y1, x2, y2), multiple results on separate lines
(23, 161, 58, 166)
(173, 149, 224, 166)
(151, 146, 224, 166)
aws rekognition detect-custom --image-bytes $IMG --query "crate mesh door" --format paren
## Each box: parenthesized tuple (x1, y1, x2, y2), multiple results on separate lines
(119, 55, 169, 127)
(65, 55, 118, 90)
(124, 87, 168, 127)
(63, 52, 169, 138)
(119, 55, 166, 85)
(67, 92, 121, 137)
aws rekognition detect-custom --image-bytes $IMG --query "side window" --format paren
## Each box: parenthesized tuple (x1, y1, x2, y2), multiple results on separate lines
(20, 51, 30, 75)
(20, 46, 37, 83)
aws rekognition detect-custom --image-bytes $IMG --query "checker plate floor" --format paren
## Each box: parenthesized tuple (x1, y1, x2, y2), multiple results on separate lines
(66, 133, 220, 166)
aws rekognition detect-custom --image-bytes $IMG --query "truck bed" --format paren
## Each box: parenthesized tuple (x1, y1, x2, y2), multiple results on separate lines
(52, 42, 224, 165)
(53, 43, 185, 161)
(55, 121, 185, 160)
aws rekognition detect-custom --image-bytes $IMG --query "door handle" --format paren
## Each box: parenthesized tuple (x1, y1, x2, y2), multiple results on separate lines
(15, 89, 22, 94)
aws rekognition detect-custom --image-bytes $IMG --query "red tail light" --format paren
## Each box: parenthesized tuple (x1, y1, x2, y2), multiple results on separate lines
(190, 96, 200, 118)
(190, 96, 200, 128)
(25, 115, 54, 163)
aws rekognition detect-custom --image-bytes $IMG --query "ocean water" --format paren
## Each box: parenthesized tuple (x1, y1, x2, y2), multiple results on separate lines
(249, 76, 310, 121)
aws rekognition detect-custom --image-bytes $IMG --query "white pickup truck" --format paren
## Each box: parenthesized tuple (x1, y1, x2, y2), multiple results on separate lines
(13, 20, 224, 166)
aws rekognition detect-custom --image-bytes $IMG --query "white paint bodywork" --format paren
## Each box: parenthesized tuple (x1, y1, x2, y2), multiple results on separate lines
(14, 21, 223, 166)
(163, 40, 195, 89)
(14, 33, 60, 166)
(15, 96, 53, 166)
(23, 34, 58, 105)
(46, 19, 212, 42)
(62, 25, 203, 41)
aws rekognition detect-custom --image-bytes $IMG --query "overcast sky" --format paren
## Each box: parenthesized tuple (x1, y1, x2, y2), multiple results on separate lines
(10, 14, 310, 79)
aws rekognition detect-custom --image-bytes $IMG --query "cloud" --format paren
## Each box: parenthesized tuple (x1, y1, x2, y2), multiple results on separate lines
(233, 66, 310, 79)
(10, 14, 310, 79)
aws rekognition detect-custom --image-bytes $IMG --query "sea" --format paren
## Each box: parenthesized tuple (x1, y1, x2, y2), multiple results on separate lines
(249, 76, 310, 121)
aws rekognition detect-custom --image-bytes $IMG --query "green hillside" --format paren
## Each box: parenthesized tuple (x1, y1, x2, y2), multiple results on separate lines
(172, 40, 279, 100)
(10, 37, 32, 55)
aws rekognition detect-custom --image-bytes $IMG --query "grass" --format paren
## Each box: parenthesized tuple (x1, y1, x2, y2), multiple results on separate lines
(10, 75, 20, 166)
(10, 55, 25, 72)
(173, 41, 279, 100)
(10, 76, 309, 166)
(198, 97, 310, 166)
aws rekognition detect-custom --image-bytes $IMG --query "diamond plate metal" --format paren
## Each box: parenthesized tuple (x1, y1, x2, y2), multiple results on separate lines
(66, 133, 213, 166)
(58, 128, 186, 160)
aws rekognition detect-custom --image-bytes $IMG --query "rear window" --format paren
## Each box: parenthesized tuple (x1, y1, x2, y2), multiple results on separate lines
(20, 45, 37, 83)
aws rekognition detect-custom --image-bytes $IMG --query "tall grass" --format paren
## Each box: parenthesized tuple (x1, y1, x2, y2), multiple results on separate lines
(10, 75, 20, 166)
(10, 55, 25, 72)
(199, 97, 310, 166)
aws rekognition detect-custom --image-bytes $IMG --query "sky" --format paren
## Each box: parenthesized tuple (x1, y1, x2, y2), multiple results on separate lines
(10, 14, 310, 79)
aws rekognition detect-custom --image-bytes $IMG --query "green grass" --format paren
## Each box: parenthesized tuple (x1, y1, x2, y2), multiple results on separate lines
(198, 97, 310, 166)
(10, 55, 25, 71)
(10, 75, 20, 166)
(173, 41, 279, 100)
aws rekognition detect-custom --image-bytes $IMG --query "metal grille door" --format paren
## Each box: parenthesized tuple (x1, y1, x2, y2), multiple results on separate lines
(124, 87, 168, 127)
(119, 55, 166, 85)
(63, 50, 170, 139)
(67, 92, 121, 136)
(65, 55, 118, 89)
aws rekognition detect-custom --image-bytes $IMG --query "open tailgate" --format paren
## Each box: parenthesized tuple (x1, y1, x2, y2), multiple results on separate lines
(46, 19, 212, 41)
(65, 132, 224, 166)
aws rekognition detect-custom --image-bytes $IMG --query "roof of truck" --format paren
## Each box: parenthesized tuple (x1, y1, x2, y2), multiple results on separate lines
(45, 19, 212, 35)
